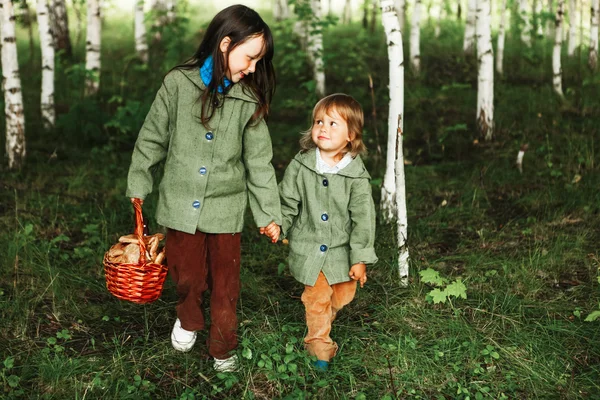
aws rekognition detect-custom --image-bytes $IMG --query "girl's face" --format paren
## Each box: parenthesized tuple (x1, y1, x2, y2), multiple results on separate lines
(220, 34, 265, 83)
(311, 107, 352, 158)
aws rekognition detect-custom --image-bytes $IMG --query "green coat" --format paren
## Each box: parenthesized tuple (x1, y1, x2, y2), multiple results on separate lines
(126, 68, 282, 234)
(279, 149, 378, 286)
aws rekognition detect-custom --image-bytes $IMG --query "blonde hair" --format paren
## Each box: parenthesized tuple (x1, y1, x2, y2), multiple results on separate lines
(299, 93, 367, 156)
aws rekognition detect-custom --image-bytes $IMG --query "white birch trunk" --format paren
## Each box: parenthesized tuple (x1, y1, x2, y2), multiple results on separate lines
(309, 0, 326, 97)
(37, 0, 55, 129)
(410, 0, 422, 74)
(135, 0, 148, 63)
(496, 0, 508, 74)
(380, 0, 409, 286)
(464, 0, 477, 54)
(519, 0, 532, 46)
(546, 0, 554, 38)
(476, 0, 494, 141)
(85, 0, 101, 96)
(394, 0, 406, 32)
(166, 0, 176, 22)
(50, 0, 72, 57)
(590, 0, 599, 70)
(274, 0, 291, 21)
(1, 0, 26, 169)
(553, 1, 565, 97)
(435, 2, 443, 37)
(568, 0, 578, 55)
(343, 0, 352, 23)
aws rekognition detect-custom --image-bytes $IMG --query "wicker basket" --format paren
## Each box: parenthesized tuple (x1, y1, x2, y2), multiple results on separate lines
(104, 199, 168, 304)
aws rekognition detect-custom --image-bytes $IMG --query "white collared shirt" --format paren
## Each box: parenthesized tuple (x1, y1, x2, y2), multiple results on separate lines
(315, 148, 354, 174)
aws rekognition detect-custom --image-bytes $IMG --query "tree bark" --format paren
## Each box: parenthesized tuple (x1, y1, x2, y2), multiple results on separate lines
(590, 0, 599, 70)
(568, 0, 578, 55)
(394, 0, 406, 32)
(519, 0, 532, 46)
(309, 0, 326, 98)
(85, 0, 102, 96)
(49, 0, 72, 58)
(553, 0, 565, 97)
(274, 0, 291, 21)
(37, 0, 56, 129)
(166, 0, 176, 23)
(135, 0, 148, 63)
(1, 0, 26, 169)
(464, 0, 477, 54)
(476, 0, 494, 141)
(410, 0, 422, 74)
(496, 0, 508, 74)
(343, 0, 352, 23)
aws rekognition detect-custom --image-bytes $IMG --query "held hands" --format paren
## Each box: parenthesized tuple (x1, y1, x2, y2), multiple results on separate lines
(349, 263, 367, 288)
(259, 221, 280, 243)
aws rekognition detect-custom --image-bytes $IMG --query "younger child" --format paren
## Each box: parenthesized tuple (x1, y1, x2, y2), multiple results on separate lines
(126, 5, 281, 372)
(269, 93, 378, 370)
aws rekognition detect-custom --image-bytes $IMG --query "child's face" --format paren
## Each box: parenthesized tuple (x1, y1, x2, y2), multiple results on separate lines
(311, 107, 351, 157)
(220, 34, 265, 83)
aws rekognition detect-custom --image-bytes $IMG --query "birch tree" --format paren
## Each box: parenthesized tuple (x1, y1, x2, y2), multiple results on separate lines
(274, 0, 290, 21)
(394, 0, 406, 32)
(553, 0, 565, 97)
(519, 0, 532, 46)
(496, 0, 508, 74)
(343, 0, 352, 23)
(49, 0, 72, 58)
(37, 0, 55, 129)
(309, 0, 326, 97)
(464, 0, 477, 54)
(380, 0, 409, 285)
(1, 0, 26, 169)
(567, 0, 579, 55)
(546, 0, 555, 38)
(85, 0, 102, 96)
(135, 0, 148, 63)
(476, 0, 494, 141)
(166, 0, 176, 22)
(590, 0, 599, 70)
(410, 0, 422, 74)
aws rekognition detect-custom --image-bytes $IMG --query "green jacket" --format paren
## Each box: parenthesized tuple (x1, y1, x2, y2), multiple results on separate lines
(279, 149, 378, 286)
(126, 68, 282, 234)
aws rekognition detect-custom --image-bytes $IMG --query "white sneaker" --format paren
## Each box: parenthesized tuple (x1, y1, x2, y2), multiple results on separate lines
(213, 354, 238, 372)
(171, 318, 197, 352)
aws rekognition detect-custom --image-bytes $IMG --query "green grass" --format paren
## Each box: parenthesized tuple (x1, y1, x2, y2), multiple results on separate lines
(1, 5, 600, 400)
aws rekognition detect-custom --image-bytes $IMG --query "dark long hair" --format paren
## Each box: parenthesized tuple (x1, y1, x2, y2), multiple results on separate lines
(175, 5, 275, 127)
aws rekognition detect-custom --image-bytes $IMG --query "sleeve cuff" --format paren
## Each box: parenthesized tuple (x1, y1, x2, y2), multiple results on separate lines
(350, 248, 378, 265)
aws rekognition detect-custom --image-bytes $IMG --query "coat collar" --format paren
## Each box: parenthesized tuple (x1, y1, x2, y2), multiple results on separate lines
(176, 68, 259, 103)
(294, 149, 371, 179)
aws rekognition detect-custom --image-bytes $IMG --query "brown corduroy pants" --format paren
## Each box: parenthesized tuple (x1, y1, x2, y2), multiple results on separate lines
(166, 229, 241, 359)
(301, 271, 357, 362)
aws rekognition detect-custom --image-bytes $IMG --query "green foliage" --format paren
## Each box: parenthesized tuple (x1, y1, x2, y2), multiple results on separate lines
(419, 268, 467, 304)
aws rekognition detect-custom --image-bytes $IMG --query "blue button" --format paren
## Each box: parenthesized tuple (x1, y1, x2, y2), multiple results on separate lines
(322, 178, 328, 187)
(205, 132, 214, 140)
(192, 200, 201, 209)
(321, 213, 328, 221)
(320, 244, 328, 252)
(199, 167, 207, 175)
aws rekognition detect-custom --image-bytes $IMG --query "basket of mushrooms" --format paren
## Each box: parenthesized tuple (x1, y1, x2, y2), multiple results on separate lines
(103, 198, 167, 304)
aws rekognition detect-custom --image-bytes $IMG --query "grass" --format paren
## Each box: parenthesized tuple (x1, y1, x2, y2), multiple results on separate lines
(1, 4, 600, 399)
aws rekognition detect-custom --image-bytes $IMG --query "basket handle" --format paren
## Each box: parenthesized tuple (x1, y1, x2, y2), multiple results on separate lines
(132, 198, 147, 264)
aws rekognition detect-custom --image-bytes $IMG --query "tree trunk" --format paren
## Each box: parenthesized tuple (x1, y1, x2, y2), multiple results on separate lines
(464, 0, 477, 54)
(546, 0, 554, 38)
(553, 0, 565, 97)
(496, 0, 508, 74)
(85, 0, 102, 96)
(476, 0, 494, 141)
(371, 0, 378, 32)
(381, 0, 409, 284)
(37, 0, 55, 129)
(274, 0, 291, 21)
(519, 0, 532, 46)
(72, 0, 84, 48)
(1, 0, 26, 169)
(394, 0, 406, 32)
(49, 0, 72, 58)
(590, 0, 599, 70)
(410, 0, 422, 74)
(363, 0, 369, 28)
(166, 0, 176, 23)
(135, 0, 148, 63)
(309, 0, 326, 98)
(151, 0, 168, 42)
(568, 0, 578, 55)
(435, 0, 444, 37)
(343, 0, 352, 23)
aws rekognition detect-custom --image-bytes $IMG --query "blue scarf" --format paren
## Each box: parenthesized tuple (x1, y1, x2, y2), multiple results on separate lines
(200, 55, 231, 93)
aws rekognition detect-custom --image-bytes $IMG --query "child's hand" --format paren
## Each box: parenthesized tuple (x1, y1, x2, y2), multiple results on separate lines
(259, 222, 280, 243)
(130, 198, 144, 205)
(349, 263, 367, 288)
